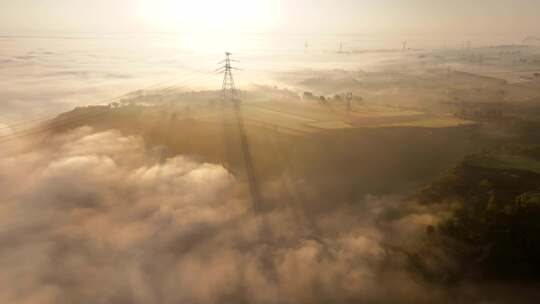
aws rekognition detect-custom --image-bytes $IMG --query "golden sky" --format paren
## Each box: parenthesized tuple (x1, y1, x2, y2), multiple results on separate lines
(0, 0, 538, 36)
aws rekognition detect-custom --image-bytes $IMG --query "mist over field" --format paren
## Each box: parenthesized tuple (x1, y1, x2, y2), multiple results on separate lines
(6, 127, 533, 304)
(0, 128, 440, 303)
(0, 32, 527, 123)
(2, 1, 540, 303)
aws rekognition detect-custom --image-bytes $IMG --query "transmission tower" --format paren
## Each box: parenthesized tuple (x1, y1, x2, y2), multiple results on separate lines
(216, 52, 262, 212)
(345, 92, 353, 112)
(217, 52, 239, 102)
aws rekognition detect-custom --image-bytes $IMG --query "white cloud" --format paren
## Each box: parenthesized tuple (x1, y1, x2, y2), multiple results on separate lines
(2, 126, 499, 303)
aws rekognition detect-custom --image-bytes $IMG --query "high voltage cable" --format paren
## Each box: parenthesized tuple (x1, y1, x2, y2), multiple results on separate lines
(0, 68, 215, 131)
(0, 84, 214, 144)
(0, 71, 217, 143)
(0, 69, 215, 131)
(0, 70, 217, 144)
(0, 81, 171, 131)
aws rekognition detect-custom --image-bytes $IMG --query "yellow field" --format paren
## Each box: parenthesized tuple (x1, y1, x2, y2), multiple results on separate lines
(185, 101, 475, 136)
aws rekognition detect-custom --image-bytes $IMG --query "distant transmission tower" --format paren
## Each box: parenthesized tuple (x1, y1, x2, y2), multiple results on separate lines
(345, 92, 353, 112)
(217, 52, 239, 102)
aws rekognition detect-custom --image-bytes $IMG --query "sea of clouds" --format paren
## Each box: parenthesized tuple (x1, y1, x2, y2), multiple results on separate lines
(0, 126, 461, 304)
(2, 33, 529, 303)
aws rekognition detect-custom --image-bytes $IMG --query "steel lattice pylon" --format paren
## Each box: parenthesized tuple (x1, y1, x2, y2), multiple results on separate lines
(217, 52, 262, 212)
(219, 52, 238, 102)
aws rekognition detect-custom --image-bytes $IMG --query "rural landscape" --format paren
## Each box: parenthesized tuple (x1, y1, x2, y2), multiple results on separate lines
(1, 1, 540, 303)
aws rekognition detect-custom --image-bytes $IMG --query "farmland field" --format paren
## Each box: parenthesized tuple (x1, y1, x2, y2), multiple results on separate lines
(184, 100, 475, 136)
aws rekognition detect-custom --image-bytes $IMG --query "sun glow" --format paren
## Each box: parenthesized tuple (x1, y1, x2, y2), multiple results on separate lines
(138, 0, 282, 32)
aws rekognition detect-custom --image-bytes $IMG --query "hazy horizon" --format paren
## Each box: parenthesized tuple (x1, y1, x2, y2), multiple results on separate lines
(1, 0, 539, 37)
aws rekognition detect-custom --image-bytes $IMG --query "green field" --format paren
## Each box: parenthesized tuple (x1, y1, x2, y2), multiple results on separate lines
(381, 116, 474, 128)
(468, 154, 540, 174)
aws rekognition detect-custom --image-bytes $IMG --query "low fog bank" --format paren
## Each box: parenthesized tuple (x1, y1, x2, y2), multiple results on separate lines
(2, 127, 537, 303)
(0, 128, 436, 303)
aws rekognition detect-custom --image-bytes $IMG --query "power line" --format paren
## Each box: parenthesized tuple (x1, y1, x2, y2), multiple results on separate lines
(0, 73, 216, 143)
(0, 70, 217, 144)
(0, 73, 218, 144)
(0, 72, 210, 131)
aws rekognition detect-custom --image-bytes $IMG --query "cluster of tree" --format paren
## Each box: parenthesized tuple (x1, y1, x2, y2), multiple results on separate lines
(418, 146, 540, 280)
(302, 91, 362, 104)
